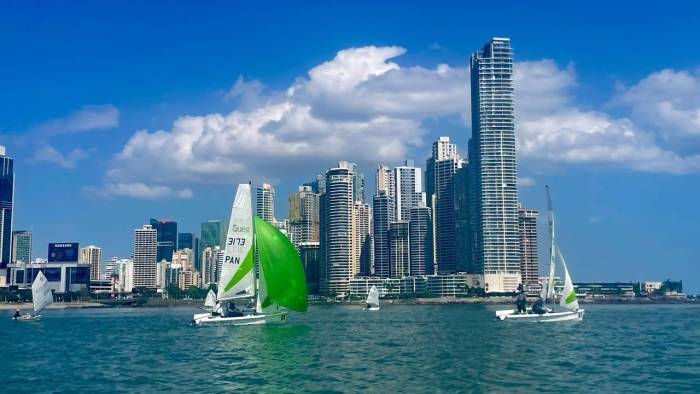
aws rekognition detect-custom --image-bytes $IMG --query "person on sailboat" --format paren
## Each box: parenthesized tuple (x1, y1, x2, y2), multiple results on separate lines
(515, 292, 527, 314)
(227, 302, 243, 317)
(532, 296, 546, 315)
(13, 308, 21, 319)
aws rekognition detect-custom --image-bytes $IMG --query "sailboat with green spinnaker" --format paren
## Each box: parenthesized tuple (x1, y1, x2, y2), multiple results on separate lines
(192, 183, 308, 326)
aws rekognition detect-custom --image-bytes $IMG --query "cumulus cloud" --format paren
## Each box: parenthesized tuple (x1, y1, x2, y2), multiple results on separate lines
(33, 104, 119, 135)
(33, 145, 90, 169)
(84, 182, 193, 200)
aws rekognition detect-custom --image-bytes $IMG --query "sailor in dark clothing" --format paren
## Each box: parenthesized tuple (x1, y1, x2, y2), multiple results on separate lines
(515, 292, 527, 314)
(532, 297, 546, 314)
(13, 308, 21, 319)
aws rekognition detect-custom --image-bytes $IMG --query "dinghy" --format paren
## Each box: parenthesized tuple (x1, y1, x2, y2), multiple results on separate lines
(364, 285, 380, 311)
(14, 271, 53, 321)
(192, 183, 308, 326)
(496, 186, 584, 322)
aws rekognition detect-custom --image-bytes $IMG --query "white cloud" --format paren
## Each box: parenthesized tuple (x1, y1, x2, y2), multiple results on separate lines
(33, 104, 119, 135)
(85, 182, 193, 200)
(33, 145, 89, 169)
(517, 177, 536, 187)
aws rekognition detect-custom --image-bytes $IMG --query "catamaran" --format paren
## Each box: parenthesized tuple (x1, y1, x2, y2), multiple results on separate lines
(496, 186, 585, 322)
(192, 183, 308, 326)
(13, 271, 53, 321)
(364, 285, 380, 311)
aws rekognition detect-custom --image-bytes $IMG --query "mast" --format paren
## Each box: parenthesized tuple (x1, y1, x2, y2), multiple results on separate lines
(545, 185, 556, 304)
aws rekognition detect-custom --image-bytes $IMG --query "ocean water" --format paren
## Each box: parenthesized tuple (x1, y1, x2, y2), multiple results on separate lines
(3, 304, 700, 393)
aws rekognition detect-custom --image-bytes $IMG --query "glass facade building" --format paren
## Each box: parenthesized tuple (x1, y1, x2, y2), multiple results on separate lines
(150, 219, 178, 262)
(0, 146, 14, 273)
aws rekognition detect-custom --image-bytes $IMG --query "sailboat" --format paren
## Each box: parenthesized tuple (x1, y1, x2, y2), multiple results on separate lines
(192, 183, 308, 326)
(14, 271, 53, 321)
(364, 285, 380, 311)
(203, 289, 217, 311)
(496, 186, 585, 322)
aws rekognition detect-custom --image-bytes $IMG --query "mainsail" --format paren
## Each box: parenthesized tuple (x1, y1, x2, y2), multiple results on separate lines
(217, 184, 256, 301)
(254, 216, 308, 312)
(558, 247, 579, 310)
(32, 271, 53, 314)
(366, 285, 379, 308)
(204, 289, 217, 308)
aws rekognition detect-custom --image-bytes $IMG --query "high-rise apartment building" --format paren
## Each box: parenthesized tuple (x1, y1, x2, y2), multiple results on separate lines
(394, 161, 423, 221)
(469, 37, 521, 292)
(104, 257, 118, 280)
(353, 201, 372, 277)
(177, 233, 200, 271)
(288, 185, 320, 248)
(409, 205, 433, 276)
(200, 220, 225, 249)
(389, 221, 410, 279)
(319, 162, 355, 295)
(0, 146, 14, 282)
(133, 224, 157, 288)
(172, 248, 195, 272)
(256, 183, 276, 223)
(375, 164, 395, 202)
(79, 245, 103, 281)
(372, 190, 394, 278)
(11, 230, 32, 264)
(149, 219, 178, 262)
(113, 259, 134, 293)
(201, 245, 223, 286)
(518, 207, 539, 289)
(454, 166, 473, 273)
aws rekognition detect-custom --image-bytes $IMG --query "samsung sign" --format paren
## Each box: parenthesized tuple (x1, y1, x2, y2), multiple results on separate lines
(48, 243, 79, 262)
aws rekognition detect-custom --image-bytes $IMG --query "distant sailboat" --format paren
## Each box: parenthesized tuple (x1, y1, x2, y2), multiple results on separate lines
(14, 271, 53, 321)
(192, 183, 308, 326)
(364, 285, 380, 311)
(203, 289, 217, 310)
(496, 186, 585, 322)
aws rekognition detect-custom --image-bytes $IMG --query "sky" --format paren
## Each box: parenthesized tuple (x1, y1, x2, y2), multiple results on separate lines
(1, 1, 699, 292)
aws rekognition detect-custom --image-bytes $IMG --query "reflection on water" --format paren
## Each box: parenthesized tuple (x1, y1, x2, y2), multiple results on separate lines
(3, 304, 700, 392)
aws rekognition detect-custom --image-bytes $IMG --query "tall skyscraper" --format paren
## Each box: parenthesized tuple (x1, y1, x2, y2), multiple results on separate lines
(11, 230, 32, 264)
(372, 190, 394, 278)
(177, 233, 200, 271)
(353, 201, 372, 277)
(0, 146, 14, 281)
(389, 221, 410, 278)
(79, 245, 103, 281)
(375, 164, 395, 202)
(518, 207, 539, 289)
(409, 205, 433, 276)
(133, 224, 157, 288)
(428, 136, 463, 274)
(149, 219, 178, 262)
(200, 220, 225, 248)
(288, 185, 320, 248)
(256, 183, 276, 223)
(469, 37, 521, 292)
(454, 166, 473, 273)
(394, 161, 423, 221)
(201, 245, 223, 286)
(426, 136, 457, 208)
(299, 242, 320, 295)
(319, 162, 355, 295)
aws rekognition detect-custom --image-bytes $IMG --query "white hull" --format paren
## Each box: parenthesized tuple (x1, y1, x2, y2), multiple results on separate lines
(496, 309, 584, 322)
(364, 306, 380, 311)
(192, 311, 287, 326)
(14, 314, 42, 321)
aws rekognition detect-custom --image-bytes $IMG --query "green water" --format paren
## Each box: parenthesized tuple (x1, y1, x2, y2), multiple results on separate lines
(3, 304, 700, 393)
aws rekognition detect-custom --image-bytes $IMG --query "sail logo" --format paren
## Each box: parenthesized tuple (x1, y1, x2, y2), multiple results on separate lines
(225, 256, 241, 265)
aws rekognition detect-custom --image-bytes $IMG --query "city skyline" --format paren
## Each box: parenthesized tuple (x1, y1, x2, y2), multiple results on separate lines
(2, 2, 699, 291)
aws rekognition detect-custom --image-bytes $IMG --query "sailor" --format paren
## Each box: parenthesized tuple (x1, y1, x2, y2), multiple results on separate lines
(532, 297, 546, 315)
(227, 302, 243, 317)
(13, 308, 21, 319)
(515, 292, 527, 314)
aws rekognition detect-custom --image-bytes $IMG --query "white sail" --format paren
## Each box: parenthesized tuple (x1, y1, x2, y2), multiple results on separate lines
(32, 271, 53, 314)
(558, 247, 579, 310)
(204, 289, 217, 308)
(217, 184, 256, 301)
(366, 285, 379, 308)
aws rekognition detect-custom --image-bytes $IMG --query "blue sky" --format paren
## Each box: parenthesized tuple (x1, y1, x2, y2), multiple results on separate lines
(2, 1, 699, 291)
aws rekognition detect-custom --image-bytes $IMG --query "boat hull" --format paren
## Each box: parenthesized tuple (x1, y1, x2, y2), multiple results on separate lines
(364, 306, 380, 311)
(15, 314, 42, 321)
(496, 309, 584, 322)
(192, 311, 287, 326)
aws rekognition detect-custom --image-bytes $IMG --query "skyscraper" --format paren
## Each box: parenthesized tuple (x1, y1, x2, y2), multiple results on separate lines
(389, 221, 410, 278)
(375, 164, 395, 202)
(409, 205, 433, 276)
(454, 166, 473, 273)
(11, 230, 32, 264)
(469, 37, 521, 292)
(0, 146, 14, 282)
(288, 185, 320, 248)
(201, 245, 222, 286)
(200, 220, 225, 249)
(372, 190, 394, 278)
(299, 242, 320, 295)
(177, 233, 200, 271)
(353, 201, 372, 277)
(394, 161, 423, 221)
(149, 219, 178, 262)
(319, 162, 355, 295)
(172, 248, 195, 272)
(256, 183, 276, 223)
(133, 224, 157, 288)
(518, 207, 539, 289)
(79, 245, 103, 281)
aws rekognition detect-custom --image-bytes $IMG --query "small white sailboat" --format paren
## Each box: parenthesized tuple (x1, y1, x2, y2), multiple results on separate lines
(192, 183, 308, 326)
(496, 186, 584, 323)
(14, 271, 53, 321)
(203, 289, 217, 310)
(364, 285, 380, 311)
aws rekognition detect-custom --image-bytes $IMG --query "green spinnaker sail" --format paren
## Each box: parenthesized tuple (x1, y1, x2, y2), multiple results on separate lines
(254, 216, 308, 312)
